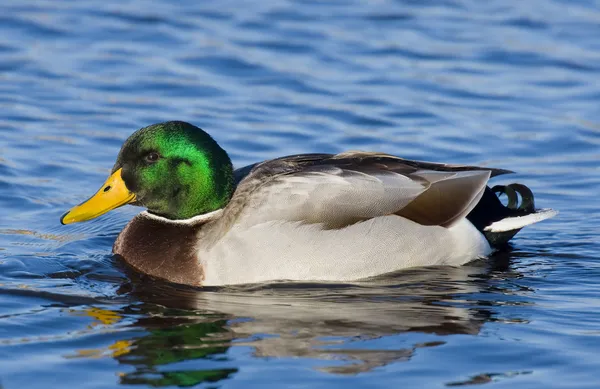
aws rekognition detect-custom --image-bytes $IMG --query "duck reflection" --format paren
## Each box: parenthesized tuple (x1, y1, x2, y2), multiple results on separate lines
(114, 317, 236, 387)
(79, 255, 515, 386)
(59, 253, 521, 387)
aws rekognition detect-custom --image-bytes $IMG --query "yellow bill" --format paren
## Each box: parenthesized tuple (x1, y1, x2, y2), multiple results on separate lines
(61, 168, 136, 225)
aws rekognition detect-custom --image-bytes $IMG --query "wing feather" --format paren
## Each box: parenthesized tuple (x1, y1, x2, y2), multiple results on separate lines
(224, 152, 503, 231)
(397, 170, 490, 227)
(237, 166, 429, 228)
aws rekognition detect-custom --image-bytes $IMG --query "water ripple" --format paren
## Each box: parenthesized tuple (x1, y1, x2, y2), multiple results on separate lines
(0, 0, 599, 388)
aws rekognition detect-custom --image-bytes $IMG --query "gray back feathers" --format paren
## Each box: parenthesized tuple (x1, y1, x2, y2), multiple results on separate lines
(222, 152, 507, 231)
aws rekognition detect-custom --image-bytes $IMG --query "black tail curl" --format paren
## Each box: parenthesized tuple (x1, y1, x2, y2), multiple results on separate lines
(491, 184, 535, 214)
(467, 183, 538, 247)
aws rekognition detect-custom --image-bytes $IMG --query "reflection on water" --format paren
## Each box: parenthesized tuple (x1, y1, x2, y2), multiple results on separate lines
(62, 305, 235, 386)
(115, 317, 235, 387)
(52, 255, 523, 387)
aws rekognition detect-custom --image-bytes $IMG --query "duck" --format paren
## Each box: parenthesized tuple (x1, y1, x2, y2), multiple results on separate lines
(61, 121, 557, 286)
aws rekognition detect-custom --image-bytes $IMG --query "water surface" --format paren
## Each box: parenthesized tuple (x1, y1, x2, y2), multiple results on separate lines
(0, 0, 599, 388)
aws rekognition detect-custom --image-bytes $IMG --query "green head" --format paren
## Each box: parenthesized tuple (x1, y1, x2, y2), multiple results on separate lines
(61, 121, 234, 224)
(118, 121, 234, 219)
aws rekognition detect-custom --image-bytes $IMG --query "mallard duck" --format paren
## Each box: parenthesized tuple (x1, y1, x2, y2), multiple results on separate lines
(61, 121, 557, 286)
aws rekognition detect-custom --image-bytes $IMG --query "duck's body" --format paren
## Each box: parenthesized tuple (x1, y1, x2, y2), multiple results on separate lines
(62, 122, 557, 286)
(120, 213, 489, 286)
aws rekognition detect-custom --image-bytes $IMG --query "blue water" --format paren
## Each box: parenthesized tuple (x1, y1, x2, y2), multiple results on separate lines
(0, 0, 599, 387)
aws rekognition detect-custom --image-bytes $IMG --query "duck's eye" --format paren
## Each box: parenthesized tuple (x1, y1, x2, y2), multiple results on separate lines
(145, 152, 160, 163)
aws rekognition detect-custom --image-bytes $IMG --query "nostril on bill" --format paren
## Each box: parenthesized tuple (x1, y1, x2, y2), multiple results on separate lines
(104, 185, 112, 192)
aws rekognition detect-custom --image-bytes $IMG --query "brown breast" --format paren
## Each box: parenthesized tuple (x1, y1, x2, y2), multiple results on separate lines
(113, 213, 205, 286)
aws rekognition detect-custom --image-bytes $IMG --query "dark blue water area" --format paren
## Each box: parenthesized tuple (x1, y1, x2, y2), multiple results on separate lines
(0, 0, 599, 388)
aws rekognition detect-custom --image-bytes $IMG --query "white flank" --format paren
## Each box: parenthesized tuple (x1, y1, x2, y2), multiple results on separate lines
(484, 208, 558, 233)
(200, 216, 492, 286)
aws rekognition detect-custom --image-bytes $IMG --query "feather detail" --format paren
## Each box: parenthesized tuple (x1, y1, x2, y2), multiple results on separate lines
(484, 209, 558, 232)
(223, 152, 498, 231)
